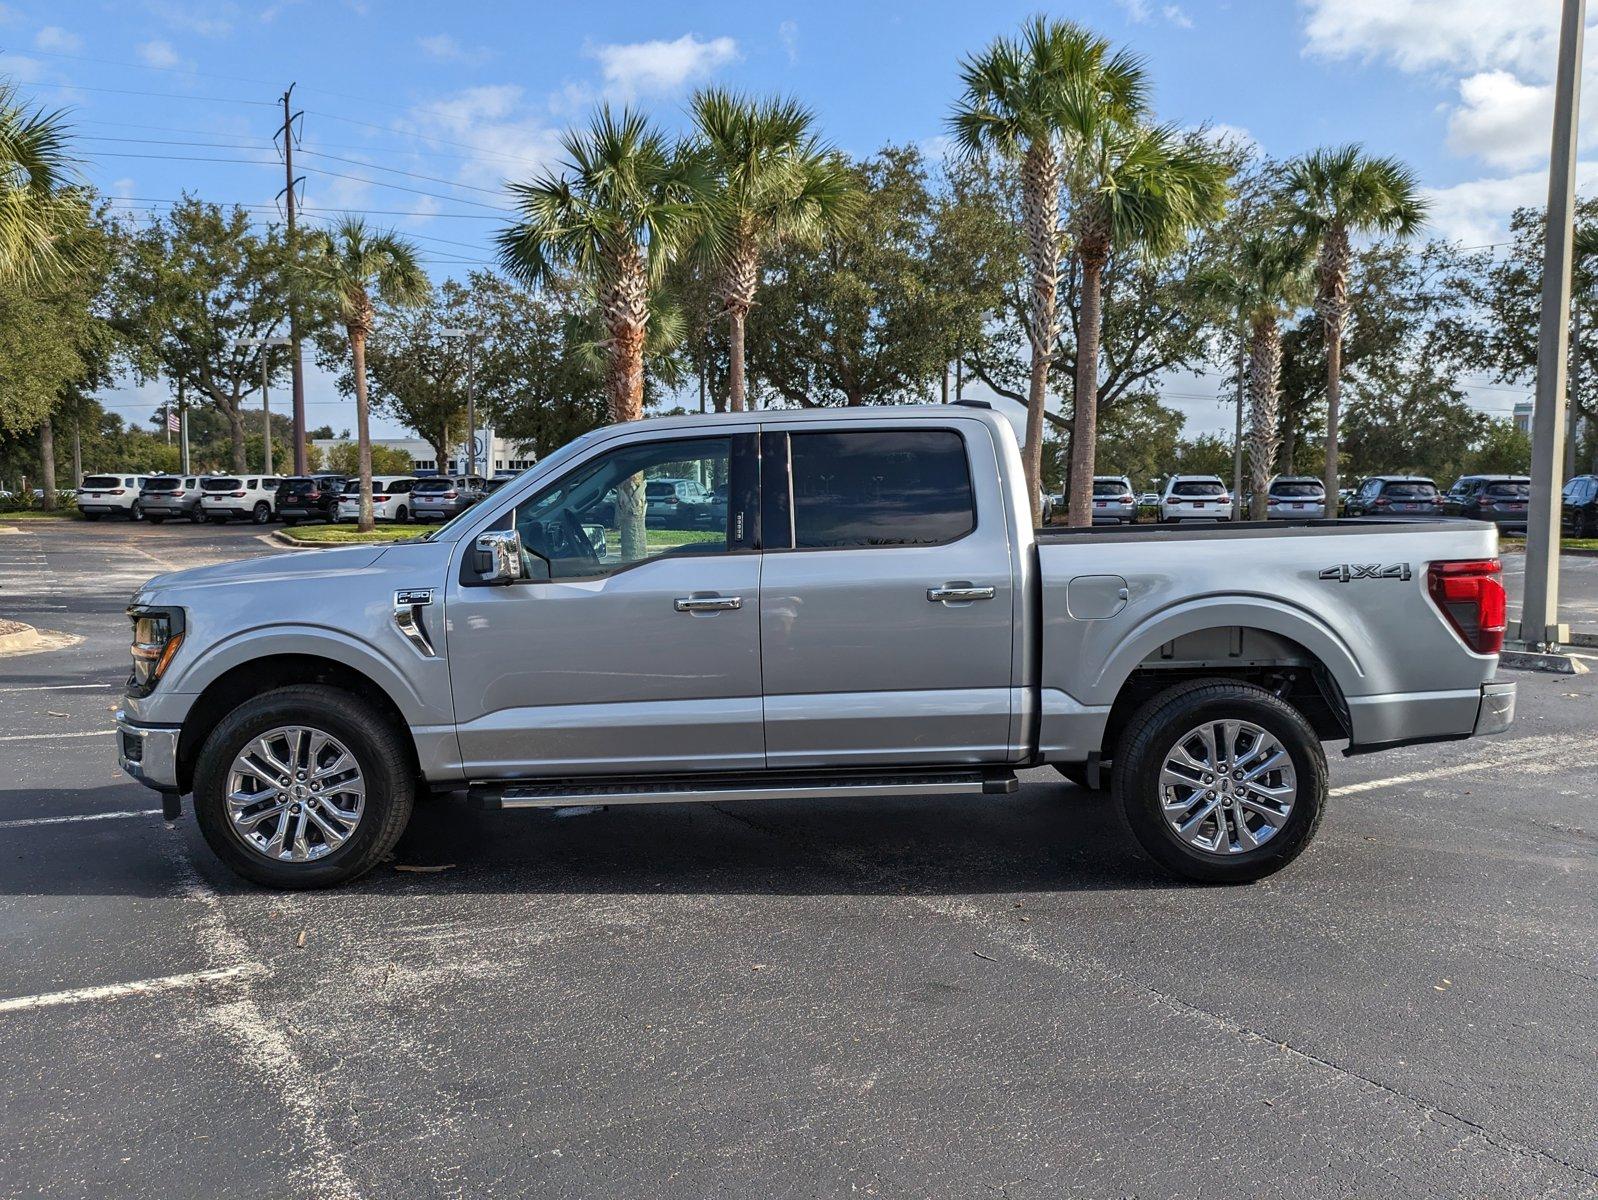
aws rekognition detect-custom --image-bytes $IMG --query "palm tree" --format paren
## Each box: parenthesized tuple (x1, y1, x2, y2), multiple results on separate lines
(1284, 145, 1426, 505)
(303, 219, 429, 533)
(689, 88, 858, 411)
(498, 106, 706, 558)
(1061, 123, 1231, 526)
(0, 83, 75, 285)
(950, 17, 1147, 523)
(1233, 236, 1315, 519)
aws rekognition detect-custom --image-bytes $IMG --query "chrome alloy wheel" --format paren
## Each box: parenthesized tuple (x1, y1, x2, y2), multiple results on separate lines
(1158, 719, 1296, 856)
(225, 726, 366, 862)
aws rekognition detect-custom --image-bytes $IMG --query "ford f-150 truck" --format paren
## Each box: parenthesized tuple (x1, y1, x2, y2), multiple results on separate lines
(115, 404, 1516, 889)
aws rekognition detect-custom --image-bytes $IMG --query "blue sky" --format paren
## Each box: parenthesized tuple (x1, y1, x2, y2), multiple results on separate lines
(0, 0, 1579, 441)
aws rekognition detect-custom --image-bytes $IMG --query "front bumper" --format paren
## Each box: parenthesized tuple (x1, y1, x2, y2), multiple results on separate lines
(115, 710, 181, 792)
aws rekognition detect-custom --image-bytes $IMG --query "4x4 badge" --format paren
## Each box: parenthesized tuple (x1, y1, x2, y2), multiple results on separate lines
(1319, 563, 1412, 583)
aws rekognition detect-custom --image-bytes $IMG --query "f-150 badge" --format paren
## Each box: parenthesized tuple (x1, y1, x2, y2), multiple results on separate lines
(1319, 563, 1412, 582)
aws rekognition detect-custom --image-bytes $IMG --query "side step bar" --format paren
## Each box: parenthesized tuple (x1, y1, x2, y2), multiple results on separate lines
(469, 767, 1019, 810)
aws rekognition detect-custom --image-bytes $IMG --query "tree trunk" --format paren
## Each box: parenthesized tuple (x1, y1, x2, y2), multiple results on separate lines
(71, 419, 81, 490)
(226, 403, 247, 473)
(350, 327, 375, 533)
(727, 309, 747, 413)
(1066, 251, 1107, 528)
(1019, 140, 1062, 525)
(1322, 320, 1343, 506)
(1247, 317, 1283, 521)
(38, 417, 56, 510)
(601, 257, 650, 560)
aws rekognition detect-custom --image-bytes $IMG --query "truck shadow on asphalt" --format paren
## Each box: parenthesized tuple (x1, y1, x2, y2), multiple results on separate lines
(3, 783, 1184, 897)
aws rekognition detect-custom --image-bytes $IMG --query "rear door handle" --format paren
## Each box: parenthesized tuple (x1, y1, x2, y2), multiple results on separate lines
(674, 595, 742, 613)
(927, 585, 996, 603)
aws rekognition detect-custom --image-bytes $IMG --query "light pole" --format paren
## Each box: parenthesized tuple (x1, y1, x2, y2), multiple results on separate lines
(439, 328, 477, 477)
(234, 336, 292, 475)
(1519, 0, 1585, 651)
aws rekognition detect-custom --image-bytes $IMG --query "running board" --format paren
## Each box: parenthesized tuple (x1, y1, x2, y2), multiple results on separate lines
(469, 768, 1018, 810)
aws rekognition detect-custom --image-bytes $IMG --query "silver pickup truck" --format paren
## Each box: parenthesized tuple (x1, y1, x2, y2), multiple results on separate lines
(116, 404, 1515, 889)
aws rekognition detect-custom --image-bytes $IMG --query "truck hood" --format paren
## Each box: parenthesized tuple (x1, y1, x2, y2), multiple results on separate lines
(133, 544, 393, 603)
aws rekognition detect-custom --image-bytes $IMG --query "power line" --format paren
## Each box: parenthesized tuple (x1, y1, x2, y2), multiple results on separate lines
(19, 79, 276, 106)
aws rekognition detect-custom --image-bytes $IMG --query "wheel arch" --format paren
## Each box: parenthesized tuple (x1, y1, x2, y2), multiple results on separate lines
(176, 653, 417, 794)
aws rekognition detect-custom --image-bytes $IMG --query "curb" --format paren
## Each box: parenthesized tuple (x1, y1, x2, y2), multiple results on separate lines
(0, 621, 82, 657)
(1499, 649, 1589, 675)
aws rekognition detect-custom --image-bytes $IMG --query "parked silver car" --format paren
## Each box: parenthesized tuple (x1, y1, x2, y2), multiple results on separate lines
(1264, 476, 1327, 520)
(139, 476, 209, 524)
(117, 406, 1514, 891)
(410, 476, 487, 523)
(1090, 475, 1138, 524)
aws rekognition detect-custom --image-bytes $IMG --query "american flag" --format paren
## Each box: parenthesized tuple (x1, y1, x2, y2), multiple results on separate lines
(166, 409, 181, 434)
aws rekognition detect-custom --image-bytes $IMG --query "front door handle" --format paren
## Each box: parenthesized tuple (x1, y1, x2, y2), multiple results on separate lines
(674, 595, 742, 613)
(927, 585, 996, 603)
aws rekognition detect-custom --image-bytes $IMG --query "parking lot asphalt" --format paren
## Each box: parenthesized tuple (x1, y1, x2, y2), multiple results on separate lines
(1, 518, 1596, 1200)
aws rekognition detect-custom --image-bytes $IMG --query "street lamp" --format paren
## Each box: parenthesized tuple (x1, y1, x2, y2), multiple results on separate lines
(439, 328, 477, 477)
(233, 336, 292, 475)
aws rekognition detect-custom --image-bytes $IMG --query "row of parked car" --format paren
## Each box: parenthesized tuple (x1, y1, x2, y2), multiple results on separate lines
(72, 472, 508, 525)
(1075, 472, 1555, 529)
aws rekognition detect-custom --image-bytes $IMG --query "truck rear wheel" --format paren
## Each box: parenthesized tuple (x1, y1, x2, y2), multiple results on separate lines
(1112, 679, 1325, 884)
(192, 684, 415, 889)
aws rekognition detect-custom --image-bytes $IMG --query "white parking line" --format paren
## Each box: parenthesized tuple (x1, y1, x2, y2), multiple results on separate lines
(0, 683, 114, 694)
(0, 809, 163, 830)
(1334, 735, 1598, 796)
(0, 964, 259, 1014)
(0, 730, 114, 742)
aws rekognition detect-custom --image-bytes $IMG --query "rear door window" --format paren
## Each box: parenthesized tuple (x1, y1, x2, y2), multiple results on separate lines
(785, 429, 975, 549)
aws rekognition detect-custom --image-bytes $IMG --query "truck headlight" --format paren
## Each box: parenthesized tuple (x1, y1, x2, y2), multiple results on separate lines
(128, 606, 185, 696)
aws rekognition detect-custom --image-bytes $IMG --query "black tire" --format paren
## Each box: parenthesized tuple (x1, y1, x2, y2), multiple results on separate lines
(252, 501, 271, 525)
(193, 684, 416, 889)
(394, 505, 408, 523)
(147, 514, 166, 525)
(129, 501, 144, 521)
(189, 508, 205, 523)
(1112, 678, 1326, 884)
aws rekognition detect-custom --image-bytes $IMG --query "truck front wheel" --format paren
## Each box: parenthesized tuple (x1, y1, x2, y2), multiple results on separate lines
(1112, 679, 1325, 884)
(192, 684, 416, 889)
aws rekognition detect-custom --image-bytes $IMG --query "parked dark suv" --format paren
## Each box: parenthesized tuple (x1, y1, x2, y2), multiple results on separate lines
(1345, 475, 1444, 517)
(1564, 474, 1598, 536)
(274, 475, 348, 526)
(1443, 475, 1531, 527)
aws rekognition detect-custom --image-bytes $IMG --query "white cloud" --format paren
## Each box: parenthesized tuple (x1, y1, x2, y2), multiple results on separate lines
(1445, 71, 1551, 170)
(1422, 160, 1598, 246)
(1, 53, 47, 81)
(35, 25, 83, 52)
(588, 33, 740, 100)
(1163, 5, 1194, 30)
(416, 33, 493, 65)
(1301, 0, 1559, 78)
(1198, 122, 1258, 153)
(1117, 0, 1151, 21)
(142, 1, 238, 38)
(778, 19, 799, 65)
(400, 85, 563, 195)
(136, 39, 183, 68)
(0, 4, 21, 25)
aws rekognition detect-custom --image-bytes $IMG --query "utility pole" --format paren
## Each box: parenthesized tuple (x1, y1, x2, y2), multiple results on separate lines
(234, 337, 291, 474)
(1520, 0, 1585, 651)
(277, 84, 309, 476)
(1567, 298, 1581, 478)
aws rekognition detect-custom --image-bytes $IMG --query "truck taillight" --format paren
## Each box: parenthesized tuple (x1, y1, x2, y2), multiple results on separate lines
(1427, 559, 1506, 655)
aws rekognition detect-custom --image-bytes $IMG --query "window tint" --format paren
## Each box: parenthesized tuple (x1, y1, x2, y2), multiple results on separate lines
(787, 429, 974, 549)
(1269, 481, 1324, 498)
(1485, 482, 1530, 498)
(1383, 482, 1437, 500)
(1093, 480, 1129, 497)
(208, 478, 241, 490)
(412, 479, 453, 494)
(146, 477, 182, 490)
(81, 475, 120, 489)
(390, 480, 413, 494)
(512, 436, 736, 579)
(1172, 480, 1226, 497)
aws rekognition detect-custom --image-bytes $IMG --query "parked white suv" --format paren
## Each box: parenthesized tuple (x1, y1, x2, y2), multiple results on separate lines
(76, 474, 151, 520)
(200, 476, 282, 524)
(1160, 475, 1232, 523)
(1091, 475, 1138, 524)
(335, 476, 419, 523)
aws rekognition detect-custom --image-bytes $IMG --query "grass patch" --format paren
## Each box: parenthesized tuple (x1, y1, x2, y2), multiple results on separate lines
(0, 507, 81, 520)
(280, 523, 431, 544)
(1498, 536, 1598, 552)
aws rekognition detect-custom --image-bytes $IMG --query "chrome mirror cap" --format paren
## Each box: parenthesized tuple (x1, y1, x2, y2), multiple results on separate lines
(474, 529, 525, 584)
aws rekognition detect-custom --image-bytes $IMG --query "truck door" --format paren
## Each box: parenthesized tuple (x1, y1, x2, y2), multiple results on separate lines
(758, 422, 1018, 768)
(446, 432, 764, 778)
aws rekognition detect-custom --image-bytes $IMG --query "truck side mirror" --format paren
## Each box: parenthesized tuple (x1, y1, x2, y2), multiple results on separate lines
(474, 529, 526, 584)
